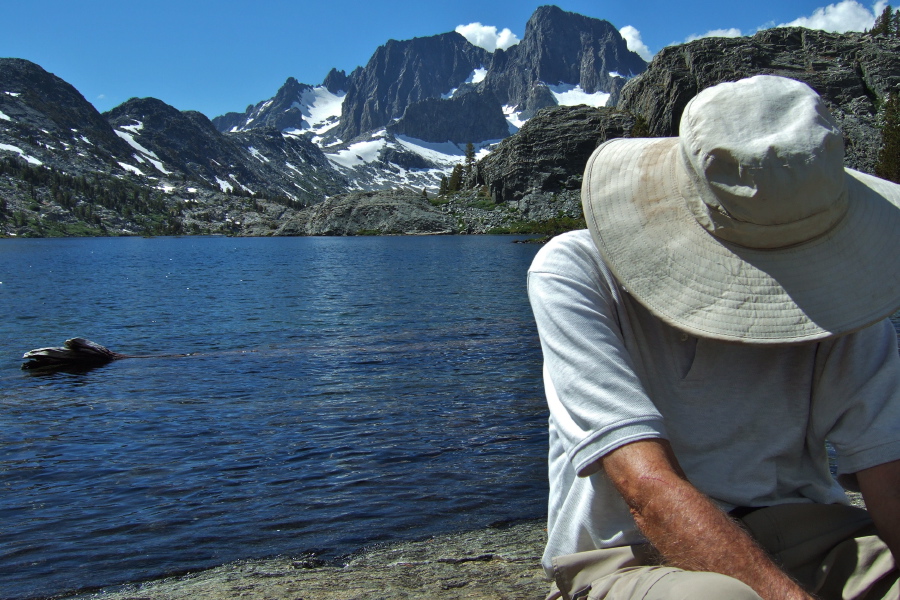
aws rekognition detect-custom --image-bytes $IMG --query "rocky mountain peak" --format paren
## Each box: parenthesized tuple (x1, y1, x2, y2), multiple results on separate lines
(0, 57, 135, 172)
(480, 5, 647, 113)
(323, 68, 349, 94)
(336, 31, 492, 141)
(211, 76, 313, 133)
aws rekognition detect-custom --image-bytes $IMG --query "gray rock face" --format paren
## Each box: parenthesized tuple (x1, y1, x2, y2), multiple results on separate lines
(618, 28, 900, 174)
(481, 6, 647, 113)
(337, 32, 491, 141)
(474, 105, 635, 202)
(386, 92, 510, 143)
(280, 190, 456, 235)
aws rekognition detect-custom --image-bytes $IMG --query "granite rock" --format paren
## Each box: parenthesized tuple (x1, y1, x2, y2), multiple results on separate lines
(473, 105, 635, 204)
(618, 28, 900, 174)
(279, 189, 457, 236)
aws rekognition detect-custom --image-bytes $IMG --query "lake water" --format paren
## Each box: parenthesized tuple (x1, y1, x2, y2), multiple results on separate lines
(0, 235, 549, 600)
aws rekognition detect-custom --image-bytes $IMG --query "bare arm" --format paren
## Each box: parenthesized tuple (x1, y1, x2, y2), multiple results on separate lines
(857, 458, 900, 561)
(600, 439, 814, 600)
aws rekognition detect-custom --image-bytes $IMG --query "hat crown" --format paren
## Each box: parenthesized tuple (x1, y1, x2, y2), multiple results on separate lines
(679, 76, 848, 248)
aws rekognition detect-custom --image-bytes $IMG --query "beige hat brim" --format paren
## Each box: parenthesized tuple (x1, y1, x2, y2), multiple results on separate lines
(582, 137, 900, 344)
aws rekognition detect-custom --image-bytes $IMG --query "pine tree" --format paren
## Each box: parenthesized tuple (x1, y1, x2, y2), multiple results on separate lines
(463, 142, 476, 180)
(876, 90, 900, 184)
(439, 175, 449, 196)
(871, 4, 894, 35)
(448, 164, 463, 192)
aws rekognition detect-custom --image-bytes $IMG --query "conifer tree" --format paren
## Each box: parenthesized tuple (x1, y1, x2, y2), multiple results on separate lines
(876, 90, 900, 184)
(463, 142, 476, 180)
(871, 4, 894, 35)
(448, 164, 463, 192)
(439, 175, 449, 196)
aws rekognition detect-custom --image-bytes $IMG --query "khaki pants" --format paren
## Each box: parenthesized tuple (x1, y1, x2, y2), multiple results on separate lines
(548, 504, 898, 600)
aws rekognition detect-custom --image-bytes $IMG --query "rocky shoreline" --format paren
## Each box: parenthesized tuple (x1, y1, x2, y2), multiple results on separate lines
(58, 491, 865, 600)
(62, 519, 549, 600)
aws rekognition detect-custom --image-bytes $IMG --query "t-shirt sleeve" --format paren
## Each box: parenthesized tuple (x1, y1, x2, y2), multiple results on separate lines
(528, 233, 666, 477)
(812, 318, 900, 487)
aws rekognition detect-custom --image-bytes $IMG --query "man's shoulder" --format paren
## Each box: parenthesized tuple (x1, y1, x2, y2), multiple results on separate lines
(530, 229, 605, 275)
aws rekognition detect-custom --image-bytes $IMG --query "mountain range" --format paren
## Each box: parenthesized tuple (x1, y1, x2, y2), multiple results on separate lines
(1, 5, 898, 237)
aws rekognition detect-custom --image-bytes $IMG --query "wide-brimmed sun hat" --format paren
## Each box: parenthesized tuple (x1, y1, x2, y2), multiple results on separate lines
(582, 75, 900, 344)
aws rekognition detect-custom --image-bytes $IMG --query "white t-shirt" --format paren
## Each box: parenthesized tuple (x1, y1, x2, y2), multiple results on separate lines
(528, 230, 900, 572)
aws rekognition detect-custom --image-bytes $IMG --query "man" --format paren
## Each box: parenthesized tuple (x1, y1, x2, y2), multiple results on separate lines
(528, 76, 900, 600)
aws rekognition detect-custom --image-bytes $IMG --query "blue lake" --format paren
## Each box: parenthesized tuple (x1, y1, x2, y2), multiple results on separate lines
(0, 235, 549, 600)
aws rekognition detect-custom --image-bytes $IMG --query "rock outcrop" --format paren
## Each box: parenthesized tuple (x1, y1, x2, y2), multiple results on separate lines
(277, 190, 457, 235)
(618, 28, 900, 174)
(474, 105, 635, 203)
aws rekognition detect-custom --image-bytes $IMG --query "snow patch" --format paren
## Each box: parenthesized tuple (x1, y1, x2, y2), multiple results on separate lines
(80, 135, 93, 145)
(327, 138, 386, 168)
(0, 143, 42, 165)
(121, 121, 144, 133)
(547, 84, 610, 108)
(467, 67, 488, 84)
(215, 176, 233, 193)
(0, 110, 11, 121)
(247, 146, 269, 162)
(117, 162, 144, 176)
(294, 86, 345, 132)
(395, 135, 501, 167)
(4, 91, 21, 97)
(502, 105, 526, 131)
(115, 129, 171, 174)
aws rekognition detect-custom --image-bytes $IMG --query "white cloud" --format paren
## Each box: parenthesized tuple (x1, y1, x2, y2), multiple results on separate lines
(619, 25, 654, 61)
(455, 22, 520, 51)
(778, 0, 887, 33)
(684, 28, 744, 43)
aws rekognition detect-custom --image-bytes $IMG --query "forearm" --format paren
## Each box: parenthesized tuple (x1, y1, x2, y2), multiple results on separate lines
(631, 475, 811, 600)
(857, 459, 900, 561)
(602, 440, 813, 600)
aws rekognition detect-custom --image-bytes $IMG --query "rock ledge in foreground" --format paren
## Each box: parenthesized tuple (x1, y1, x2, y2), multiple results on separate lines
(66, 518, 548, 600)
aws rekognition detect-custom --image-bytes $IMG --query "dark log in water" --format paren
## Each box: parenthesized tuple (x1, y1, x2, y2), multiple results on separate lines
(21, 338, 187, 370)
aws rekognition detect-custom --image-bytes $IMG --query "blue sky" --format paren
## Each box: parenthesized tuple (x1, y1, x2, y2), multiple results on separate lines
(0, 0, 888, 119)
